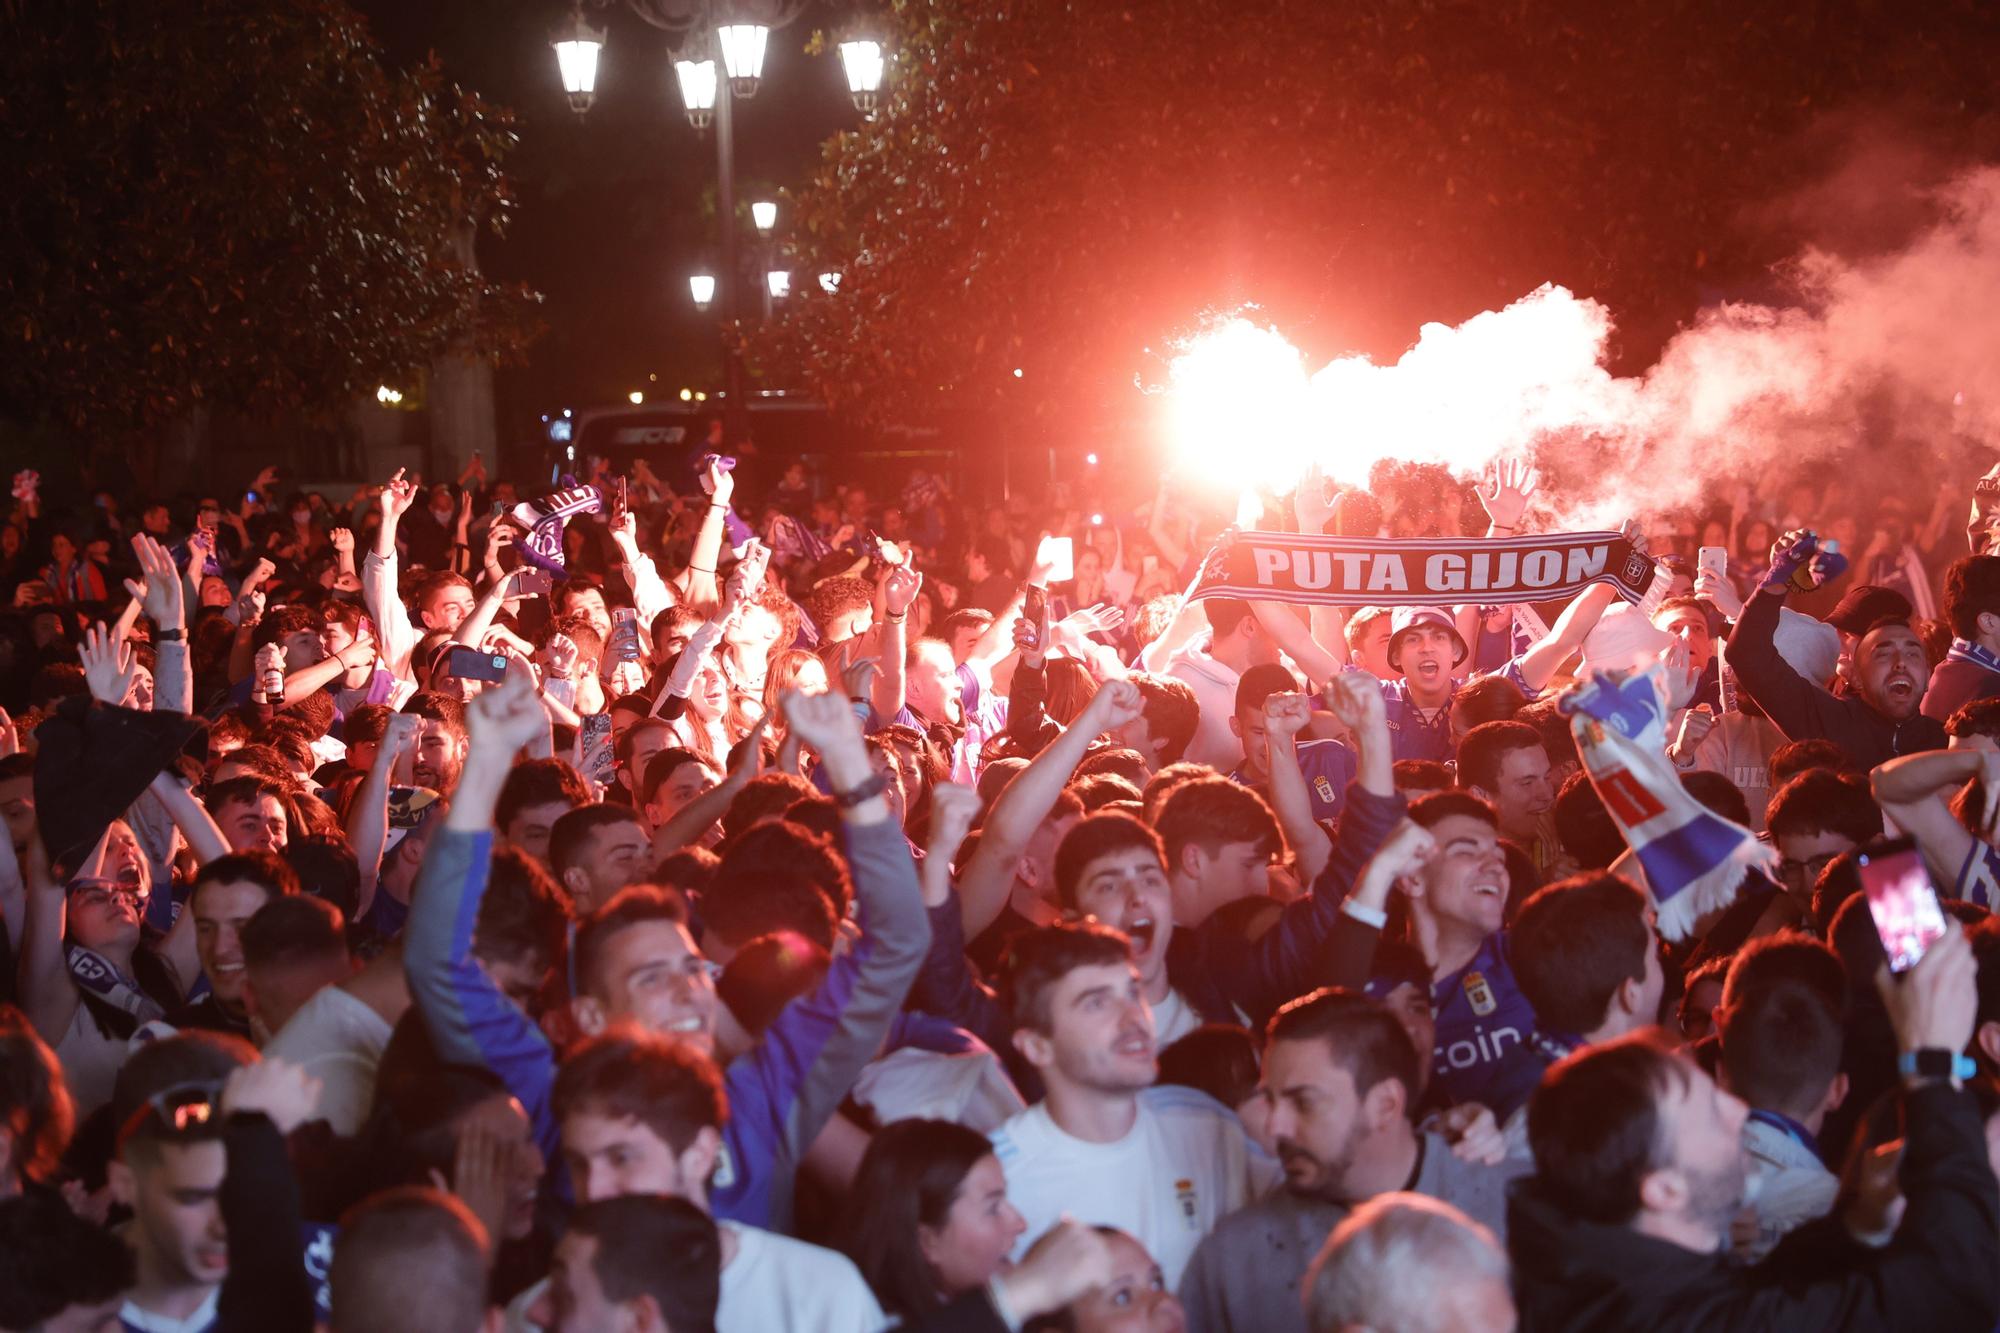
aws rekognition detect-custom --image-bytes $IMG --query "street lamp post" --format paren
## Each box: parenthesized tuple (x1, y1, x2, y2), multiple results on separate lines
(553, 1, 882, 444)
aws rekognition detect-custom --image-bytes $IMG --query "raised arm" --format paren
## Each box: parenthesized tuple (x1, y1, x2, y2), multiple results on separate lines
(956, 680, 1144, 938)
(1724, 530, 1845, 741)
(648, 717, 768, 857)
(1871, 749, 1996, 893)
(675, 457, 733, 612)
(363, 470, 421, 678)
(451, 567, 524, 652)
(405, 664, 564, 1160)
(871, 563, 924, 724)
(348, 714, 420, 919)
(1262, 692, 1334, 882)
(15, 830, 77, 1044)
(1249, 599, 1346, 690)
(125, 535, 191, 714)
(1513, 582, 1621, 694)
(145, 771, 230, 865)
(745, 688, 933, 1178)
(609, 508, 676, 630)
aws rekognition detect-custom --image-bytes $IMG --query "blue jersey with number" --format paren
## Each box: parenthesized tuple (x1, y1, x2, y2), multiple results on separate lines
(1429, 931, 1544, 1117)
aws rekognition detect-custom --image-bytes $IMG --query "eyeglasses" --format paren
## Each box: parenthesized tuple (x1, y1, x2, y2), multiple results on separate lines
(67, 877, 145, 911)
(1776, 853, 1838, 892)
(118, 1079, 223, 1146)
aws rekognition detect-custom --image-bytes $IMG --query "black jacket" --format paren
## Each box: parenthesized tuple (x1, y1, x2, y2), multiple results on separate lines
(1507, 1083, 1999, 1332)
(1729, 583, 1945, 768)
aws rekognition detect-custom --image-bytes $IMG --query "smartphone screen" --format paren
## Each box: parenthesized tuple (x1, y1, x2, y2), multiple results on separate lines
(1859, 842, 1949, 972)
(1023, 583, 1047, 626)
(1037, 536, 1074, 585)
(443, 646, 509, 683)
(578, 714, 616, 787)
(1697, 546, 1727, 581)
(608, 608, 643, 664)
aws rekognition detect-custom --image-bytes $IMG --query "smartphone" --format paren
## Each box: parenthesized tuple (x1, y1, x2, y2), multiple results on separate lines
(578, 713, 616, 787)
(608, 608, 643, 664)
(514, 568, 553, 599)
(443, 647, 509, 683)
(1037, 536, 1074, 585)
(245, 491, 259, 506)
(1697, 546, 1727, 582)
(1023, 583, 1047, 626)
(1858, 840, 1949, 972)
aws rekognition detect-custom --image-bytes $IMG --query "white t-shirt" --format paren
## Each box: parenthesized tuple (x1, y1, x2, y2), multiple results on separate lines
(1151, 987, 1199, 1047)
(262, 984, 394, 1136)
(1165, 641, 1243, 771)
(504, 1221, 884, 1333)
(990, 1086, 1281, 1289)
(717, 1224, 884, 1333)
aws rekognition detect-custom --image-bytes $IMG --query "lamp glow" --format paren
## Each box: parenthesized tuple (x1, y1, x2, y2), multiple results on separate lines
(765, 270, 791, 299)
(838, 39, 885, 113)
(552, 8, 606, 115)
(818, 271, 841, 294)
(751, 200, 777, 235)
(674, 58, 718, 129)
(628, 391, 645, 404)
(717, 24, 769, 97)
(689, 274, 716, 310)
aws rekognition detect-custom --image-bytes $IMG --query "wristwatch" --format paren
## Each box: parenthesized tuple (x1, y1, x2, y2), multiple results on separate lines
(155, 627, 185, 642)
(831, 770, 891, 808)
(1898, 1048, 1976, 1082)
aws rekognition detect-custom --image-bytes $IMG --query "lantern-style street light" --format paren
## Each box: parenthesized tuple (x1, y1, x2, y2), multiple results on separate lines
(838, 39, 885, 114)
(716, 23, 770, 98)
(673, 58, 717, 129)
(554, 3, 887, 437)
(551, 6, 607, 114)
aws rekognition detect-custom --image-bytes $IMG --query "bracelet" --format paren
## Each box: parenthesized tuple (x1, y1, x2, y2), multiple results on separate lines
(831, 770, 891, 808)
(706, 503, 727, 512)
(884, 613, 906, 624)
(690, 565, 715, 574)
(155, 627, 185, 642)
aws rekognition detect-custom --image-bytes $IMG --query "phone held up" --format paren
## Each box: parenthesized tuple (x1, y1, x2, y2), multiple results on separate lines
(1858, 838, 1950, 973)
(443, 647, 509, 684)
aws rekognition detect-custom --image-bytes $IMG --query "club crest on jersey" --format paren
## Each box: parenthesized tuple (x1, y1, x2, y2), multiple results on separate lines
(1175, 1178, 1199, 1228)
(1313, 775, 1336, 805)
(1463, 972, 1497, 1017)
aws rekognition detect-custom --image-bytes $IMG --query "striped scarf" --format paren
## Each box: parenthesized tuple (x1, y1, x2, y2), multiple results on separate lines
(1560, 660, 1778, 941)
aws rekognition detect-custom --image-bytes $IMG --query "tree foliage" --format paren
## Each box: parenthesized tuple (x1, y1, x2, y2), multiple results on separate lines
(759, 0, 2000, 427)
(0, 0, 542, 435)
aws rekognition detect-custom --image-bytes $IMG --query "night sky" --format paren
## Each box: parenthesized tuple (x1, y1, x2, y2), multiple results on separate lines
(350, 0, 861, 429)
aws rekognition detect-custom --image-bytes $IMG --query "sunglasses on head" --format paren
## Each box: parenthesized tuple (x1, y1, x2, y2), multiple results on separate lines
(118, 1079, 224, 1146)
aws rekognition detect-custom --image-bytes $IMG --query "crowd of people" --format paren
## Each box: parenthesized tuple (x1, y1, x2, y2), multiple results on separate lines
(0, 439, 1999, 1333)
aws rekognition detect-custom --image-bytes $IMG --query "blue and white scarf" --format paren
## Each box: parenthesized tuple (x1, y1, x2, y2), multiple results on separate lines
(507, 481, 603, 579)
(1945, 637, 2000, 680)
(1560, 660, 1777, 940)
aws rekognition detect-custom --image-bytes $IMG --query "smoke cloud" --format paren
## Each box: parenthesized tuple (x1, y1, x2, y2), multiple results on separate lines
(1175, 161, 2000, 532)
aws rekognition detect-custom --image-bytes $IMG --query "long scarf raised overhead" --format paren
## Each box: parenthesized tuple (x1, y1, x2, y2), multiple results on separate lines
(1560, 661, 1777, 941)
(1187, 529, 1656, 608)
